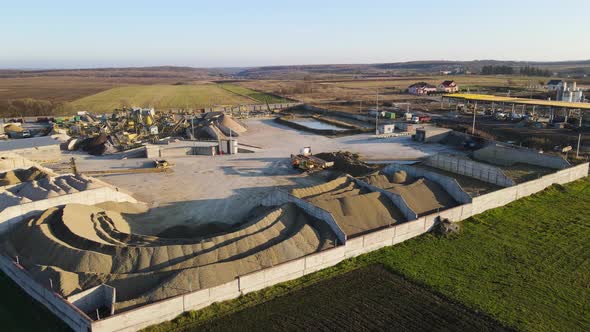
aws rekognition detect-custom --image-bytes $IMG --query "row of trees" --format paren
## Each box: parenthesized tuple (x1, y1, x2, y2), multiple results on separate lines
(481, 65, 515, 75)
(481, 65, 552, 77)
(519, 66, 551, 77)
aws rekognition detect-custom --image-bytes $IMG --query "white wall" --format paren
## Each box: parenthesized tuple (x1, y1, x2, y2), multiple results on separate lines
(424, 154, 516, 187)
(0, 152, 39, 171)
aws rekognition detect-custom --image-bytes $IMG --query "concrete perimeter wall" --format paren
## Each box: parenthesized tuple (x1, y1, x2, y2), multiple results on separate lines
(350, 176, 418, 220)
(68, 284, 116, 316)
(0, 255, 92, 332)
(0, 152, 39, 171)
(0, 187, 138, 234)
(7, 144, 61, 162)
(425, 154, 516, 187)
(207, 102, 302, 114)
(260, 189, 347, 244)
(474, 144, 570, 169)
(383, 163, 472, 204)
(469, 162, 589, 215)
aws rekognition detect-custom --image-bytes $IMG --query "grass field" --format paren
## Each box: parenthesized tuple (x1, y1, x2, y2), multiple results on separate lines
(217, 83, 286, 104)
(0, 272, 69, 332)
(70, 84, 254, 113)
(145, 177, 590, 332)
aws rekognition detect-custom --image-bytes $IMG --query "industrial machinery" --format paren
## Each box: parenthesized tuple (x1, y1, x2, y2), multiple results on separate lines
(290, 147, 334, 172)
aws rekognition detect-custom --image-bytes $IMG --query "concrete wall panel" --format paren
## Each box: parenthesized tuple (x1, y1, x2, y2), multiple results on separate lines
(344, 237, 365, 258)
(425, 154, 515, 187)
(183, 288, 211, 311)
(362, 227, 395, 252)
(92, 296, 183, 332)
(474, 144, 570, 169)
(304, 247, 345, 274)
(208, 280, 240, 303)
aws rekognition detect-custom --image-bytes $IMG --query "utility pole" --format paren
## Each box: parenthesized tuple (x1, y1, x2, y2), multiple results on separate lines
(472, 102, 477, 135)
(359, 100, 362, 114)
(576, 133, 582, 159)
(375, 92, 379, 135)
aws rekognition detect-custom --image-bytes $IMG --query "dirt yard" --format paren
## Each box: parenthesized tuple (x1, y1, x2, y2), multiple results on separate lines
(57, 119, 453, 234)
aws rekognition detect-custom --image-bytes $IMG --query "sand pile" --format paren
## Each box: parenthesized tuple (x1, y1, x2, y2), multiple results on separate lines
(0, 166, 56, 187)
(293, 176, 405, 237)
(315, 152, 380, 177)
(1, 202, 335, 312)
(3, 123, 23, 133)
(196, 113, 247, 140)
(218, 114, 247, 135)
(0, 174, 102, 209)
(361, 172, 457, 216)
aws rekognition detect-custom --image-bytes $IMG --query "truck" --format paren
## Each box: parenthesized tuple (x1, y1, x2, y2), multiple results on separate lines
(411, 115, 432, 124)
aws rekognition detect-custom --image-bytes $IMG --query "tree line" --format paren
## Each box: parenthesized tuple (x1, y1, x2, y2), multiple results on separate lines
(481, 65, 551, 76)
(0, 99, 76, 118)
(519, 66, 551, 77)
(481, 65, 514, 75)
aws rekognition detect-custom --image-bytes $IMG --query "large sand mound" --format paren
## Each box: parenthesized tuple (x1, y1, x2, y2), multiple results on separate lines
(0, 174, 104, 210)
(361, 172, 457, 216)
(0, 166, 56, 187)
(292, 176, 405, 237)
(1, 202, 335, 312)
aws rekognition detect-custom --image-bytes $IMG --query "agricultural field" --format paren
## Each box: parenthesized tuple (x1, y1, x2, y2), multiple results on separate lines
(189, 265, 508, 331)
(146, 177, 590, 332)
(70, 84, 254, 113)
(0, 75, 204, 117)
(217, 83, 287, 104)
(234, 75, 555, 113)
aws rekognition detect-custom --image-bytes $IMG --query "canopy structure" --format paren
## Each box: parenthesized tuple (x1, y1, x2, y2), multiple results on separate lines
(443, 93, 590, 111)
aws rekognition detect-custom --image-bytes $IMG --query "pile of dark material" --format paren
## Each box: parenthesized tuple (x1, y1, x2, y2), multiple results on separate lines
(433, 218, 461, 236)
(79, 133, 119, 156)
(315, 151, 381, 177)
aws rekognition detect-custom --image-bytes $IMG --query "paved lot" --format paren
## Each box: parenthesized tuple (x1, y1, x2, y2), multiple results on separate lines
(58, 119, 453, 235)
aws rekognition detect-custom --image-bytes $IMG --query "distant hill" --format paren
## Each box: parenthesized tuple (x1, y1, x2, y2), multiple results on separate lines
(1, 60, 589, 80)
(236, 60, 590, 78)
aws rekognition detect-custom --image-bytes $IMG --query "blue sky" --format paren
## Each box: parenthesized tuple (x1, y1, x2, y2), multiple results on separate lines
(1, 0, 589, 68)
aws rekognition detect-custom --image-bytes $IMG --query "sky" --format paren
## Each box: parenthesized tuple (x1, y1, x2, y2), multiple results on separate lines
(1, 0, 589, 69)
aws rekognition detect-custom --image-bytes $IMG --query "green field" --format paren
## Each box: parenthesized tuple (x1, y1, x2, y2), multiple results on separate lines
(217, 83, 287, 104)
(146, 177, 590, 332)
(70, 84, 254, 113)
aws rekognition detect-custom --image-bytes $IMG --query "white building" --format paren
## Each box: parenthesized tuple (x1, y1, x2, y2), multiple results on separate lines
(377, 124, 395, 135)
(557, 82, 584, 103)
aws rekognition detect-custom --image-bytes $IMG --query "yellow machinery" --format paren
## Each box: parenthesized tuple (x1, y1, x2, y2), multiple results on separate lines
(290, 147, 334, 172)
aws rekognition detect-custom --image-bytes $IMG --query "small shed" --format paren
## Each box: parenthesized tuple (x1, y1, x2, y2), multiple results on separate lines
(377, 124, 395, 135)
